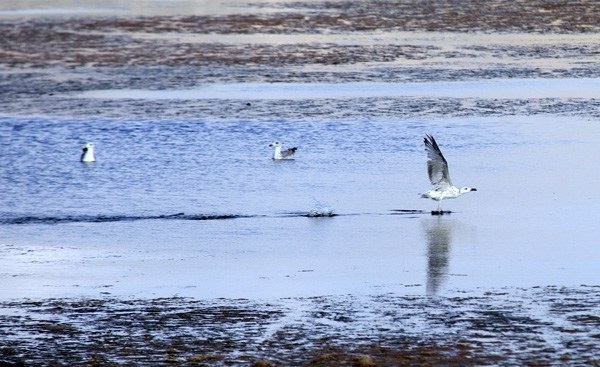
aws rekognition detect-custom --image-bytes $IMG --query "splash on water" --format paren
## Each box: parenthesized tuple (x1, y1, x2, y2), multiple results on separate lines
(306, 200, 336, 217)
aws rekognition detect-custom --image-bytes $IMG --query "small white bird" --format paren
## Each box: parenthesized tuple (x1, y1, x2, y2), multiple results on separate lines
(421, 134, 476, 213)
(269, 141, 297, 160)
(80, 143, 96, 162)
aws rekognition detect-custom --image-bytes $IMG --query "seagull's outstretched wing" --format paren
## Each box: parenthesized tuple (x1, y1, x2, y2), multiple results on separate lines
(424, 134, 452, 187)
(280, 147, 297, 158)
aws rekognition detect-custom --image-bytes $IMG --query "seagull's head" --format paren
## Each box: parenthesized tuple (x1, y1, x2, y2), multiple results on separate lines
(460, 187, 477, 194)
(82, 143, 94, 153)
(269, 141, 283, 148)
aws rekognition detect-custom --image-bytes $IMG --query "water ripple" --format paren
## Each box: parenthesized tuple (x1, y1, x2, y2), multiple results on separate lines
(0, 213, 248, 225)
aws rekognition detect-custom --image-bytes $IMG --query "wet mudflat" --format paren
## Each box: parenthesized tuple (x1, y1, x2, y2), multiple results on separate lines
(1, 0, 599, 121)
(1, 286, 599, 366)
(1, 0, 600, 366)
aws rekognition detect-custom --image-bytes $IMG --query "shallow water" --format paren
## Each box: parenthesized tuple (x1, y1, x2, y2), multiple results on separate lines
(78, 78, 600, 100)
(0, 0, 276, 17)
(0, 0, 599, 303)
(1, 111, 599, 300)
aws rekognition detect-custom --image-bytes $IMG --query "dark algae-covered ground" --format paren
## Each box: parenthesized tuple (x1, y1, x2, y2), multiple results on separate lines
(1, 0, 599, 121)
(1, 287, 599, 366)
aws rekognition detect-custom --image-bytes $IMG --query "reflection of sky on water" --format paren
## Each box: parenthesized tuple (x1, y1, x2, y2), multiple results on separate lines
(0, 0, 599, 303)
(1, 113, 599, 300)
(0, 0, 286, 17)
(77, 79, 600, 100)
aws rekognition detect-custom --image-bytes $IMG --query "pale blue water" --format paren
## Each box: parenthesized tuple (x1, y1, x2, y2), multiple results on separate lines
(80, 79, 600, 100)
(0, 0, 258, 17)
(1, 105, 599, 299)
(0, 115, 421, 218)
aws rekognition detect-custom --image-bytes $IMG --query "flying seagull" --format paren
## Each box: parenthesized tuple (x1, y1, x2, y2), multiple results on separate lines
(80, 143, 96, 163)
(421, 134, 476, 214)
(269, 141, 297, 160)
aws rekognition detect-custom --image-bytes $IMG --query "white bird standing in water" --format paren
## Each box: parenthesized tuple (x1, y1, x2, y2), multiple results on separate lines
(80, 143, 96, 162)
(421, 134, 476, 214)
(269, 141, 297, 160)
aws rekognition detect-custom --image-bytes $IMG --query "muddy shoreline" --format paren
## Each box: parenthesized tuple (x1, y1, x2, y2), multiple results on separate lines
(1, 0, 600, 120)
(1, 286, 599, 366)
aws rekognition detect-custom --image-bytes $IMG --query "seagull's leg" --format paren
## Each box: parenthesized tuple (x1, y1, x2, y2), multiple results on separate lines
(432, 201, 442, 215)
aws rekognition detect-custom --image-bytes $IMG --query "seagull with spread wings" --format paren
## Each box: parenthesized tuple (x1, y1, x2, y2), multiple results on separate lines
(421, 134, 476, 214)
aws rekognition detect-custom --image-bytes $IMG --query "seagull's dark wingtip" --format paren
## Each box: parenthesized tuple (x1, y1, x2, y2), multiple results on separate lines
(424, 134, 442, 153)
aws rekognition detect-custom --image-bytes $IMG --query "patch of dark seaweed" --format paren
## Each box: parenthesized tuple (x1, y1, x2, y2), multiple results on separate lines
(21, 0, 600, 35)
(1, 4, 600, 71)
(2, 287, 600, 366)
(4, 92, 599, 123)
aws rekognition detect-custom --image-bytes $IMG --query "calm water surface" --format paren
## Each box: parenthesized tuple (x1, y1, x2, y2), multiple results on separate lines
(0, 1, 598, 300)
(1, 104, 598, 300)
(0, 0, 272, 17)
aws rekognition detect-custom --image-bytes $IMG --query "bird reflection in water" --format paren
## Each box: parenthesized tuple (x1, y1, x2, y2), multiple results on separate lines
(423, 217, 456, 295)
